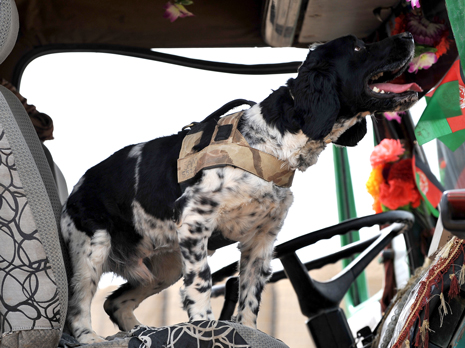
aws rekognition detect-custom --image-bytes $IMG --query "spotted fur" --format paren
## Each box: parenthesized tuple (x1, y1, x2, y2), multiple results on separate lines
(62, 33, 419, 343)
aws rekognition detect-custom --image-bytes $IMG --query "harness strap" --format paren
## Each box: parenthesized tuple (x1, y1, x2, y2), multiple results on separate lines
(178, 111, 295, 188)
(198, 99, 256, 124)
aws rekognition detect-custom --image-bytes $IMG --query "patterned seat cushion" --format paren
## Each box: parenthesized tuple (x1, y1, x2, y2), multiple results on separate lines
(128, 321, 289, 348)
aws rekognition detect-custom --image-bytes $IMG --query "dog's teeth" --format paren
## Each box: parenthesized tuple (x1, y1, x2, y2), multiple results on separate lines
(371, 86, 387, 94)
(371, 72, 384, 81)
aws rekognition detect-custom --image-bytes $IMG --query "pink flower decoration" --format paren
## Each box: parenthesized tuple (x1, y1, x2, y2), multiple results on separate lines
(408, 52, 438, 73)
(163, 2, 194, 22)
(384, 112, 405, 123)
(406, 13, 446, 46)
(370, 139, 405, 168)
(406, 0, 420, 9)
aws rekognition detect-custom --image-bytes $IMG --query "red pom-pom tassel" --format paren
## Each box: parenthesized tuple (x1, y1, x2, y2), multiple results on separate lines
(414, 323, 421, 347)
(449, 273, 460, 300)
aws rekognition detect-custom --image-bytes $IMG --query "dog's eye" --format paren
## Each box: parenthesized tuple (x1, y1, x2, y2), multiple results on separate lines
(354, 46, 362, 52)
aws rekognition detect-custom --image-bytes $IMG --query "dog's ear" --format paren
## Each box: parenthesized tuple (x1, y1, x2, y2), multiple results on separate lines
(333, 118, 367, 147)
(288, 62, 340, 140)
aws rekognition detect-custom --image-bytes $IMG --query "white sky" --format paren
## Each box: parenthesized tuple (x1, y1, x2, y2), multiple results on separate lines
(19, 48, 435, 286)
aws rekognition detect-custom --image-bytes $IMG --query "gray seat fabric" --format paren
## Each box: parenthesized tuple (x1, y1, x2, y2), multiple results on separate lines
(0, 86, 67, 346)
(58, 321, 290, 348)
(0, 0, 18, 66)
(0, 0, 68, 346)
(128, 321, 289, 348)
(42, 144, 69, 204)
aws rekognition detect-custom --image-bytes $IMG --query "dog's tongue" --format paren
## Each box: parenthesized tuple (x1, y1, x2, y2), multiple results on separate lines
(369, 82, 423, 93)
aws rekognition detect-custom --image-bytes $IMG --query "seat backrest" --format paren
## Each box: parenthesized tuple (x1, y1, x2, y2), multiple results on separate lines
(0, 0, 18, 66)
(0, 1, 68, 346)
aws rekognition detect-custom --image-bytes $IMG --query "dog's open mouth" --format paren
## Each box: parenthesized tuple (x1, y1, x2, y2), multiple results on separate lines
(366, 60, 422, 99)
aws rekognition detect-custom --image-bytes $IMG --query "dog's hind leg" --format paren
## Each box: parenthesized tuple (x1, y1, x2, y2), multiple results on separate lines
(103, 249, 183, 331)
(65, 227, 111, 344)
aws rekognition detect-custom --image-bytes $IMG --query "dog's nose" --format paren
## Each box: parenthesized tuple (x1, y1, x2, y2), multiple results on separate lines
(399, 32, 413, 41)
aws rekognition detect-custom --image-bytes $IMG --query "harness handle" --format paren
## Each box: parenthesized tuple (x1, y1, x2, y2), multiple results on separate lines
(182, 99, 256, 131)
(202, 99, 256, 123)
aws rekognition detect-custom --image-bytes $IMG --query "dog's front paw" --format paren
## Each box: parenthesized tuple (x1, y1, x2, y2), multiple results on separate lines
(236, 313, 257, 328)
(189, 309, 215, 322)
(76, 331, 105, 344)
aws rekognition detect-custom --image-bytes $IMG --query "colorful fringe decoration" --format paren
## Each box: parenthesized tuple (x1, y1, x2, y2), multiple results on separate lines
(438, 292, 450, 327)
(414, 292, 431, 348)
(460, 261, 465, 285)
(448, 264, 460, 300)
(391, 237, 465, 348)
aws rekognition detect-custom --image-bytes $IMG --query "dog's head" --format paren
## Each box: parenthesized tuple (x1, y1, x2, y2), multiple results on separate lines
(287, 32, 420, 147)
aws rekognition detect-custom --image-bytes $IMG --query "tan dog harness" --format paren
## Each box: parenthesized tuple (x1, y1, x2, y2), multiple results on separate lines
(177, 111, 295, 188)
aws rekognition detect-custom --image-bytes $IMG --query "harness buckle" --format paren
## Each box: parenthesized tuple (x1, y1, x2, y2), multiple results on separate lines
(182, 122, 198, 131)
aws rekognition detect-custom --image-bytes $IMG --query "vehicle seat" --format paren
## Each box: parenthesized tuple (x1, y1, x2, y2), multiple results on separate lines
(0, 0, 68, 347)
(41, 144, 69, 204)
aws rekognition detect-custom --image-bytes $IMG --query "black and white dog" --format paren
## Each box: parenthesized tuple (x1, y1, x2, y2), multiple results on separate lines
(61, 33, 420, 343)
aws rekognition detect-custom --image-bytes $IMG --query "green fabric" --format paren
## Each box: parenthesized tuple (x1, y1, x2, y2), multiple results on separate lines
(446, 0, 465, 74)
(424, 80, 461, 118)
(415, 80, 459, 146)
(437, 128, 465, 152)
(414, 172, 439, 218)
(415, 0, 465, 153)
(333, 146, 368, 312)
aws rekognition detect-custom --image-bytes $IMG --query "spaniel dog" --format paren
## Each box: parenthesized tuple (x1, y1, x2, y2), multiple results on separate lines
(61, 32, 420, 343)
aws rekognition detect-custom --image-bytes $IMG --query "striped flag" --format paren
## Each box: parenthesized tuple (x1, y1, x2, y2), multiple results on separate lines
(415, 60, 465, 151)
(413, 150, 444, 217)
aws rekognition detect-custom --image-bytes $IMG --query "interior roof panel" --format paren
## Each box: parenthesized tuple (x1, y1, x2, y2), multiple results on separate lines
(298, 0, 400, 43)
